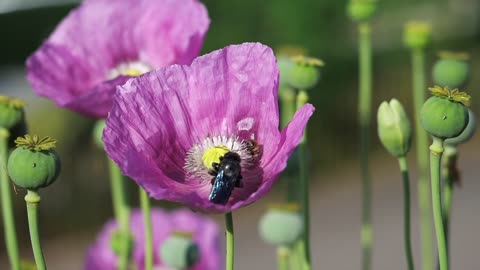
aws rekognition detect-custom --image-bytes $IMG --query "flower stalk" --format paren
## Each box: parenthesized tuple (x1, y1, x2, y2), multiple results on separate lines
(225, 212, 235, 270)
(0, 128, 20, 270)
(429, 137, 448, 270)
(25, 190, 47, 270)
(358, 22, 373, 270)
(140, 187, 153, 270)
(398, 156, 415, 270)
(108, 158, 131, 270)
(277, 247, 290, 270)
(441, 145, 457, 251)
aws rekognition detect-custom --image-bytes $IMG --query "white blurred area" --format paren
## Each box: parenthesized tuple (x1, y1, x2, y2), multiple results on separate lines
(0, 0, 79, 14)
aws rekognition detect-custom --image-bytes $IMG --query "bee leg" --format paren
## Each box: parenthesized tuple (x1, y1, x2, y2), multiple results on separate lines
(210, 177, 216, 185)
(208, 163, 220, 176)
(235, 175, 243, 188)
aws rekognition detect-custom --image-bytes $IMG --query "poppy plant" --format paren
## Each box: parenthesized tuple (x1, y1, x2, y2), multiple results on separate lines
(103, 43, 315, 213)
(27, 0, 209, 118)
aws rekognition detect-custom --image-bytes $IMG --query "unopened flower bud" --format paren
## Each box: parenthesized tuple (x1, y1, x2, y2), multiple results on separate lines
(421, 86, 470, 139)
(0, 95, 25, 130)
(288, 56, 323, 90)
(347, 0, 377, 22)
(445, 109, 476, 146)
(403, 21, 432, 50)
(432, 51, 470, 89)
(377, 99, 412, 157)
(160, 232, 200, 269)
(259, 203, 303, 247)
(110, 230, 134, 259)
(7, 135, 61, 190)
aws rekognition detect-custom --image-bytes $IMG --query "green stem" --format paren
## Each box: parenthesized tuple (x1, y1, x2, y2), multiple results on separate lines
(25, 190, 46, 270)
(280, 87, 298, 203)
(225, 212, 234, 270)
(442, 146, 457, 257)
(411, 48, 434, 270)
(277, 247, 290, 270)
(140, 187, 153, 270)
(0, 128, 20, 270)
(398, 157, 415, 270)
(430, 137, 448, 270)
(358, 22, 373, 270)
(108, 158, 130, 270)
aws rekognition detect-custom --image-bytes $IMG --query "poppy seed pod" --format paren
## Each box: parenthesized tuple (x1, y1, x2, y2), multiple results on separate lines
(432, 51, 470, 89)
(403, 21, 432, 50)
(377, 99, 412, 157)
(160, 232, 200, 269)
(288, 55, 323, 90)
(421, 86, 470, 139)
(444, 109, 477, 146)
(258, 204, 303, 247)
(7, 135, 61, 190)
(0, 95, 25, 130)
(347, 0, 377, 22)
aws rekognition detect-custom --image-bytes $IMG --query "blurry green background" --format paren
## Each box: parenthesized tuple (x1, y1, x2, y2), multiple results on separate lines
(1, 0, 480, 269)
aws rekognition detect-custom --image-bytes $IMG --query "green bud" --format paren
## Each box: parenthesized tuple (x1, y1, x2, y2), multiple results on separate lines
(160, 232, 200, 269)
(110, 230, 134, 259)
(347, 0, 377, 22)
(445, 109, 476, 146)
(7, 135, 61, 190)
(421, 86, 470, 139)
(403, 21, 432, 50)
(288, 56, 323, 90)
(93, 119, 106, 149)
(432, 51, 470, 89)
(0, 95, 25, 130)
(258, 204, 303, 247)
(377, 99, 412, 157)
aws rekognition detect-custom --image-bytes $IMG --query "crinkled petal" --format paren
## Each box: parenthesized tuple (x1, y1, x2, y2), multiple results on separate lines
(27, 0, 209, 118)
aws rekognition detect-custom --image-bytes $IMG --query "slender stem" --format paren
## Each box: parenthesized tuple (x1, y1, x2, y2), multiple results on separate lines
(108, 158, 130, 270)
(225, 212, 235, 270)
(411, 48, 434, 270)
(358, 22, 373, 270)
(430, 137, 448, 270)
(398, 157, 415, 270)
(277, 247, 290, 270)
(25, 190, 46, 270)
(140, 187, 153, 270)
(280, 87, 298, 203)
(442, 146, 457, 257)
(0, 128, 20, 270)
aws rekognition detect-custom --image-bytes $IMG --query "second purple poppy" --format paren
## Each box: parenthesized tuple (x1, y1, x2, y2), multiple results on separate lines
(103, 43, 315, 213)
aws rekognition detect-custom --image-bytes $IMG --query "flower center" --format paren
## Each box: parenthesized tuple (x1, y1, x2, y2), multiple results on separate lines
(107, 61, 151, 80)
(202, 145, 230, 169)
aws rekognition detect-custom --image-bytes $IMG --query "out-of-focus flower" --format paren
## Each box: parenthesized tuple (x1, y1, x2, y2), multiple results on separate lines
(103, 43, 315, 213)
(27, 0, 209, 118)
(403, 21, 432, 50)
(347, 0, 377, 22)
(85, 208, 221, 270)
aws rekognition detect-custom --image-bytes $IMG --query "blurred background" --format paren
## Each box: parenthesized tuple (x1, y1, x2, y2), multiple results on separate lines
(1, 0, 480, 269)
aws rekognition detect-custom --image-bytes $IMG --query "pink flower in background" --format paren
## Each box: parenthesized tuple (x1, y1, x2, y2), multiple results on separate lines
(85, 208, 221, 270)
(103, 43, 315, 213)
(26, 0, 209, 118)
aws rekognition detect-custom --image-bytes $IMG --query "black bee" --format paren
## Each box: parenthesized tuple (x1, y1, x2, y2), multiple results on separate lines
(208, 152, 243, 205)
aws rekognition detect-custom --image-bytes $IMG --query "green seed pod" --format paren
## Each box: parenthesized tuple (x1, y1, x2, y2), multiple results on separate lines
(421, 86, 470, 139)
(160, 232, 200, 269)
(445, 109, 476, 146)
(403, 21, 432, 50)
(347, 0, 377, 22)
(7, 135, 60, 190)
(110, 230, 134, 259)
(0, 95, 25, 130)
(258, 204, 303, 247)
(93, 119, 106, 149)
(377, 99, 412, 157)
(432, 51, 470, 89)
(277, 56, 294, 89)
(288, 56, 323, 90)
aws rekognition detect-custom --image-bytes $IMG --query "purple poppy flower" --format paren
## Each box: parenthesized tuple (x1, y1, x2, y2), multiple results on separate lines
(85, 208, 221, 270)
(103, 42, 315, 213)
(26, 0, 209, 118)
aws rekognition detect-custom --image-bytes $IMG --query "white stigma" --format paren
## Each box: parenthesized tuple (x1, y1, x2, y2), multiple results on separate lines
(184, 135, 256, 183)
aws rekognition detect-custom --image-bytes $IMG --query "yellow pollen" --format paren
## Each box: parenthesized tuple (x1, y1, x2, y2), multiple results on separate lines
(202, 145, 230, 169)
(121, 68, 144, 77)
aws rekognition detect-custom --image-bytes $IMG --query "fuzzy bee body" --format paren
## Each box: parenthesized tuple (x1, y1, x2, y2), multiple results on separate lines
(208, 152, 242, 205)
(246, 139, 260, 161)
